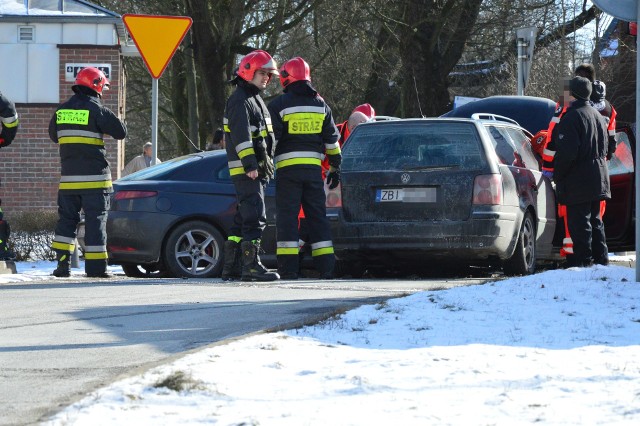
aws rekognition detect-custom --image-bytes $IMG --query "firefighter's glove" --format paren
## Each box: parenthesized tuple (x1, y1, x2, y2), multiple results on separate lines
(326, 166, 341, 190)
(258, 156, 275, 179)
(254, 140, 268, 162)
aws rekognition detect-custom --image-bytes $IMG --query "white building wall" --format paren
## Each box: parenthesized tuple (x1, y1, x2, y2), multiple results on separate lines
(0, 22, 117, 103)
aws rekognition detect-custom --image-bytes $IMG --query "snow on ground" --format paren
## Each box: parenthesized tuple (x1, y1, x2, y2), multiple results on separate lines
(4, 258, 640, 425)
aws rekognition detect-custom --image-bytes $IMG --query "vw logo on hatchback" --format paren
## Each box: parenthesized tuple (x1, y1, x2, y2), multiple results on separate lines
(401, 173, 411, 184)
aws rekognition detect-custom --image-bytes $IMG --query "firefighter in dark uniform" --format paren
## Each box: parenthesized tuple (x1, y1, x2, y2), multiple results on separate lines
(49, 67, 127, 277)
(553, 76, 610, 267)
(221, 50, 279, 282)
(0, 90, 19, 260)
(267, 57, 341, 279)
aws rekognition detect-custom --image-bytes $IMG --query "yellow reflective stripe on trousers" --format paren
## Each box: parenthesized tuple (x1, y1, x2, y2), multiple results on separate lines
(52, 234, 76, 252)
(84, 251, 109, 260)
(85, 245, 108, 260)
(311, 241, 334, 257)
(277, 241, 299, 255)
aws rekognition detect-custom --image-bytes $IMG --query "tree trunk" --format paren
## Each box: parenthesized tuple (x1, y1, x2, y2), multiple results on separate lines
(398, 0, 483, 117)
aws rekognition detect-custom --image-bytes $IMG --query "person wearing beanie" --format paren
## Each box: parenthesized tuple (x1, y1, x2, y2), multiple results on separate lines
(552, 76, 611, 268)
(569, 76, 592, 100)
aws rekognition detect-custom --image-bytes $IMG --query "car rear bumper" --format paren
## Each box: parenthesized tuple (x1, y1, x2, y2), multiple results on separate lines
(107, 211, 178, 264)
(330, 209, 520, 261)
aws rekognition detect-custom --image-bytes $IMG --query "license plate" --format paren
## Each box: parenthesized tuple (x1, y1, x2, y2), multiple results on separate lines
(376, 188, 436, 203)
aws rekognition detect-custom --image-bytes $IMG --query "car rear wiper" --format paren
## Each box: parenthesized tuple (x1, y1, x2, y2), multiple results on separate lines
(402, 164, 460, 171)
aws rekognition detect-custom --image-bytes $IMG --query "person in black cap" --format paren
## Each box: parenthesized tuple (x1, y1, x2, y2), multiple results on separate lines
(552, 76, 611, 267)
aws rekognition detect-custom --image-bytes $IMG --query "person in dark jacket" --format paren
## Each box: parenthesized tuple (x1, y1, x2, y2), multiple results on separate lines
(49, 67, 127, 278)
(267, 57, 341, 279)
(221, 50, 280, 282)
(552, 76, 611, 267)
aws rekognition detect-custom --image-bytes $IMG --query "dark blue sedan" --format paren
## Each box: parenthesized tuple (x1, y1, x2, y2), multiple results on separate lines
(107, 150, 277, 278)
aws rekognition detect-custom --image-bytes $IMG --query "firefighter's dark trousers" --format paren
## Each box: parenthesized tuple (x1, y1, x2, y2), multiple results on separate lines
(565, 199, 608, 267)
(230, 176, 267, 242)
(0, 220, 10, 253)
(276, 168, 334, 275)
(51, 192, 110, 275)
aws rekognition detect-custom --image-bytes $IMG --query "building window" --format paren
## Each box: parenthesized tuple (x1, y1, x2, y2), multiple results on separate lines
(18, 26, 35, 43)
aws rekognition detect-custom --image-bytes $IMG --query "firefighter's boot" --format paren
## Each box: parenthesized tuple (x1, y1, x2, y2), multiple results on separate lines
(241, 240, 280, 282)
(221, 240, 242, 281)
(52, 253, 71, 278)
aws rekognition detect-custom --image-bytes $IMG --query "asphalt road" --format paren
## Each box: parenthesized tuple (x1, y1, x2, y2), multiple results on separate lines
(0, 274, 493, 426)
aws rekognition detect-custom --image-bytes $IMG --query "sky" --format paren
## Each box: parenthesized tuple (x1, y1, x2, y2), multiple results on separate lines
(5, 258, 638, 425)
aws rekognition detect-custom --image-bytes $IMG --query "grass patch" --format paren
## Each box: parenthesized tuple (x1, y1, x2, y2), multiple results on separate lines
(153, 370, 203, 392)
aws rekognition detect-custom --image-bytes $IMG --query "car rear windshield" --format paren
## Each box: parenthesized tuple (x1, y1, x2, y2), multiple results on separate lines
(342, 122, 484, 171)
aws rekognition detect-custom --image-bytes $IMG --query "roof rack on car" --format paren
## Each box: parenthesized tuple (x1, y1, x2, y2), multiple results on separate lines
(371, 115, 401, 121)
(471, 113, 521, 127)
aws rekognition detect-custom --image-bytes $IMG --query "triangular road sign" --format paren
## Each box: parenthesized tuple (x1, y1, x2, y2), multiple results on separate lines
(123, 14, 193, 79)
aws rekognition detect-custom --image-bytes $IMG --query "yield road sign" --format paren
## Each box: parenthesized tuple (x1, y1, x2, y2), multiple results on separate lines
(122, 14, 193, 79)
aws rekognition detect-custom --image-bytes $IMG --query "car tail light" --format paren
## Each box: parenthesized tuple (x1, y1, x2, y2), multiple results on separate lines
(473, 174, 503, 205)
(114, 190, 158, 201)
(325, 183, 342, 208)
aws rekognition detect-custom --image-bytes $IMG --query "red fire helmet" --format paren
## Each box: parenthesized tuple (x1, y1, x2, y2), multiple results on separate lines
(74, 67, 110, 96)
(237, 50, 279, 82)
(279, 57, 311, 88)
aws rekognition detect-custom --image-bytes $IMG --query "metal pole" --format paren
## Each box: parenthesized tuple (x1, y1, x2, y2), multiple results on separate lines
(517, 40, 524, 96)
(151, 78, 159, 166)
(636, 2, 640, 282)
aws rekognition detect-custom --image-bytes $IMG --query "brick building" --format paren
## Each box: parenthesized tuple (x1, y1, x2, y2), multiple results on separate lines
(0, 0, 126, 214)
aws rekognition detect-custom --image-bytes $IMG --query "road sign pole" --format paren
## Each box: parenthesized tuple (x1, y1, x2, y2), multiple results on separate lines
(151, 78, 159, 166)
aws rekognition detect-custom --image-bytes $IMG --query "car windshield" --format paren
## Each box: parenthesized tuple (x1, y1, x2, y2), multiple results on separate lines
(342, 122, 484, 171)
(117, 154, 200, 181)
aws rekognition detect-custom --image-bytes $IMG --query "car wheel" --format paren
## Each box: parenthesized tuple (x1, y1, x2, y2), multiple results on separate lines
(163, 221, 224, 278)
(503, 211, 536, 276)
(121, 264, 169, 278)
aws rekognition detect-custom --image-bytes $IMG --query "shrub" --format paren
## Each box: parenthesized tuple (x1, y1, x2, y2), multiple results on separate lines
(6, 211, 58, 261)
